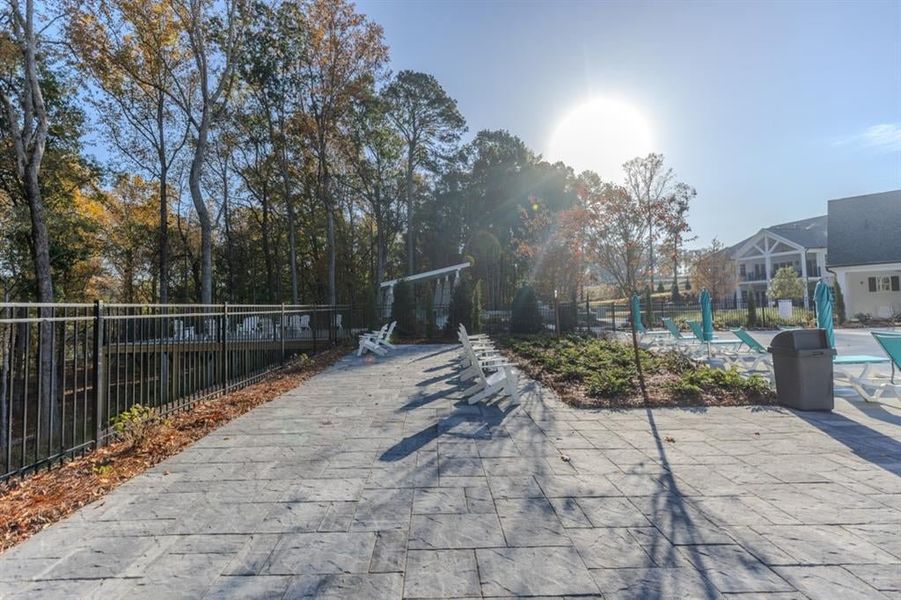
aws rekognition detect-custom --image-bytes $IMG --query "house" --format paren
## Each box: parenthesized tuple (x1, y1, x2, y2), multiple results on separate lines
(727, 215, 828, 308)
(827, 190, 901, 320)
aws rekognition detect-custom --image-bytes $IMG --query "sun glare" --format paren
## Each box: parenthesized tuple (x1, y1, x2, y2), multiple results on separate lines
(547, 96, 653, 181)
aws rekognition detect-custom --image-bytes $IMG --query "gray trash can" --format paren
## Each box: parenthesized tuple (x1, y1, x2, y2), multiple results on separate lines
(767, 329, 836, 411)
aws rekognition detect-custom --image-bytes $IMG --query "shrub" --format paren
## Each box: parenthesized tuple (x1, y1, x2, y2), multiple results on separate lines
(746, 292, 758, 328)
(510, 285, 543, 334)
(833, 280, 846, 324)
(656, 281, 665, 293)
(470, 279, 483, 334)
(670, 281, 681, 303)
(558, 302, 577, 333)
(668, 366, 771, 399)
(112, 404, 160, 448)
(423, 281, 435, 339)
(587, 371, 634, 398)
(391, 278, 417, 337)
(448, 273, 473, 332)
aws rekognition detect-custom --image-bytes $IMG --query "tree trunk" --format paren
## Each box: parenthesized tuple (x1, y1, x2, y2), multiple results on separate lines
(327, 203, 336, 306)
(279, 162, 299, 305)
(157, 95, 169, 305)
(405, 163, 414, 275)
(25, 165, 54, 451)
(189, 113, 213, 304)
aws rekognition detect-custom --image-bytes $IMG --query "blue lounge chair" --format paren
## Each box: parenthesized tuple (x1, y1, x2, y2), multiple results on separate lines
(661, 317, 697, 345)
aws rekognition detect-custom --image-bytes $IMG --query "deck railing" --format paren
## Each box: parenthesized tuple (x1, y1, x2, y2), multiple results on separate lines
(0, 302, 366, 480)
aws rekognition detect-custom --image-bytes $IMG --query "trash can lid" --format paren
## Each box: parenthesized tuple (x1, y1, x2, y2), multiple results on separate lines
(768, 329, 831, 353)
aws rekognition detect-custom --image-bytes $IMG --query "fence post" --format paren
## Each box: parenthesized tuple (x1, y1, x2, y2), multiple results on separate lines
(312, 305, 317, 353)
(585, 294, 590, 335)
(280, 303, 286, 362)
(92, 300, 105, 448)
(221, 303, 229, 394)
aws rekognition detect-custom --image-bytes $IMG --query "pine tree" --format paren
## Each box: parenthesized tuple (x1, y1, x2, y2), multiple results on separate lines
(746, 292, 758, 328)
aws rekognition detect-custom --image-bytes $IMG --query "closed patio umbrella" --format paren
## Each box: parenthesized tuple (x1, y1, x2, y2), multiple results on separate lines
(700, 288, 714, 342)
(630, 292, 642, 332)
(814, 279, 835, 349)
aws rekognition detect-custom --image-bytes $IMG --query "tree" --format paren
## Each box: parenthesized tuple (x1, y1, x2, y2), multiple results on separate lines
(237, 0, 307, 303)
(66, 0, 191, 304)
(301, 0, 387, 304)
(581, 173, 648, 297)
(345, 90, 403, 286)
(470, 279, 482, 334)
(746, 291, 758, 328)
(833, 279, 846, 324)
(0, 0, 53, 304)
(390, 278, 415, 338)
(690, 239, 736, 302)
(167, 0, 247, 303)
(510, 285, 542, 334)
(768, 266, 806, 301)
(660, 182, 696, 295)
(623, 153, 695, 288)
(383, 70, 466, 275)
(448, 272, 473, 332)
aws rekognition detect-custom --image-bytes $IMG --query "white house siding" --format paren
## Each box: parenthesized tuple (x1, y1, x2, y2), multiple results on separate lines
(834, 263, 901, 320)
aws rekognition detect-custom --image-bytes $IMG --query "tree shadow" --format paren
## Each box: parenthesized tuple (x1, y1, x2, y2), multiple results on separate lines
(379, 399, 519, 462)
(794, 409, 901, 475)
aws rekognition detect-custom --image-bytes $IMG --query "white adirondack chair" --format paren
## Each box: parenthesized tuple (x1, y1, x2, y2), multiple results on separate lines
(358, 323, 389, 356)
(236, 316, 261, 339)
(457, 325, 518, 404)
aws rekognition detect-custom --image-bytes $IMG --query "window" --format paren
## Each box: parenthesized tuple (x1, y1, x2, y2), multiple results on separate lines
(868, 276, 900, 292)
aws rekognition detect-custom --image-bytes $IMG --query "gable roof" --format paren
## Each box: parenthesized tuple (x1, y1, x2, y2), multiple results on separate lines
(728, 215, 827, 257)
(827, 190, 901, 268)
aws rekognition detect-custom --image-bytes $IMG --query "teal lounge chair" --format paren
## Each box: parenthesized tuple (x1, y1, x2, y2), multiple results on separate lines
(686, 320, 743, 353)
(661, 317, 697, 344)
(834, 331, 901, 405)
(726, 327, 774, 379)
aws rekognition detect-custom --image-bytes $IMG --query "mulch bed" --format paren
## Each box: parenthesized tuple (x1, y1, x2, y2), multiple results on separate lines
(0, 346, 346, 554)
(502, 347, 777, 410)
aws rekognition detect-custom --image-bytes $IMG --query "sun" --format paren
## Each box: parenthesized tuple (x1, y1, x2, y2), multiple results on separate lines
(547, 96, 654, 182)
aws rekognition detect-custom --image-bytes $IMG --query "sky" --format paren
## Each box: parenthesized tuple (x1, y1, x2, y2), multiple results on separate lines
(356, 0, 901, 249)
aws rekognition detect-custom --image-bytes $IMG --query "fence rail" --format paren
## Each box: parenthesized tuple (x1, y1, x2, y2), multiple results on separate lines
(0, 302, 366, 481)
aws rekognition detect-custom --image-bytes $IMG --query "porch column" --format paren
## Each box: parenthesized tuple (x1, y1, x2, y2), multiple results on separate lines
(800, 251, 809, 309)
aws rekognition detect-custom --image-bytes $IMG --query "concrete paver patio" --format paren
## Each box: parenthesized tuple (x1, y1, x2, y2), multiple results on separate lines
(1, 344, 899, 599)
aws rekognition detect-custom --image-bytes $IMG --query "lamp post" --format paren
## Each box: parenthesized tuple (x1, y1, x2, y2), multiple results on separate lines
(554, 288, 560, 337)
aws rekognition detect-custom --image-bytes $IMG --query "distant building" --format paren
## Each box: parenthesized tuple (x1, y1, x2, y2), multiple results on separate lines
(726, 215, 828, 308)
(827, 190, 901, 320)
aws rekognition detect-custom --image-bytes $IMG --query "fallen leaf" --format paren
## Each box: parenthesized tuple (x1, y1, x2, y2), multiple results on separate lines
(664, 436, 676, 443)
(560, 454, 571, 462)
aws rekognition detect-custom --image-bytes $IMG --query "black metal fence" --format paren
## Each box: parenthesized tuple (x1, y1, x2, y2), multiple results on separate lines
(0, 302, 366, 480)
(480, 298, 817, 335)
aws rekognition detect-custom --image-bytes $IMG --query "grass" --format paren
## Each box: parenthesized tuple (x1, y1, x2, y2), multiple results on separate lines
(499, 334, 775, 409)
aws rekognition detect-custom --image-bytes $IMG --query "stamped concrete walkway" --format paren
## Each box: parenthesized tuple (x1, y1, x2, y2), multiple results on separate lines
(1, 344, 899, 599)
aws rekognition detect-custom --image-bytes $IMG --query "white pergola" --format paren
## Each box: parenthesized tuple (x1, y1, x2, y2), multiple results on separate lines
(379, 262, 471, 319)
